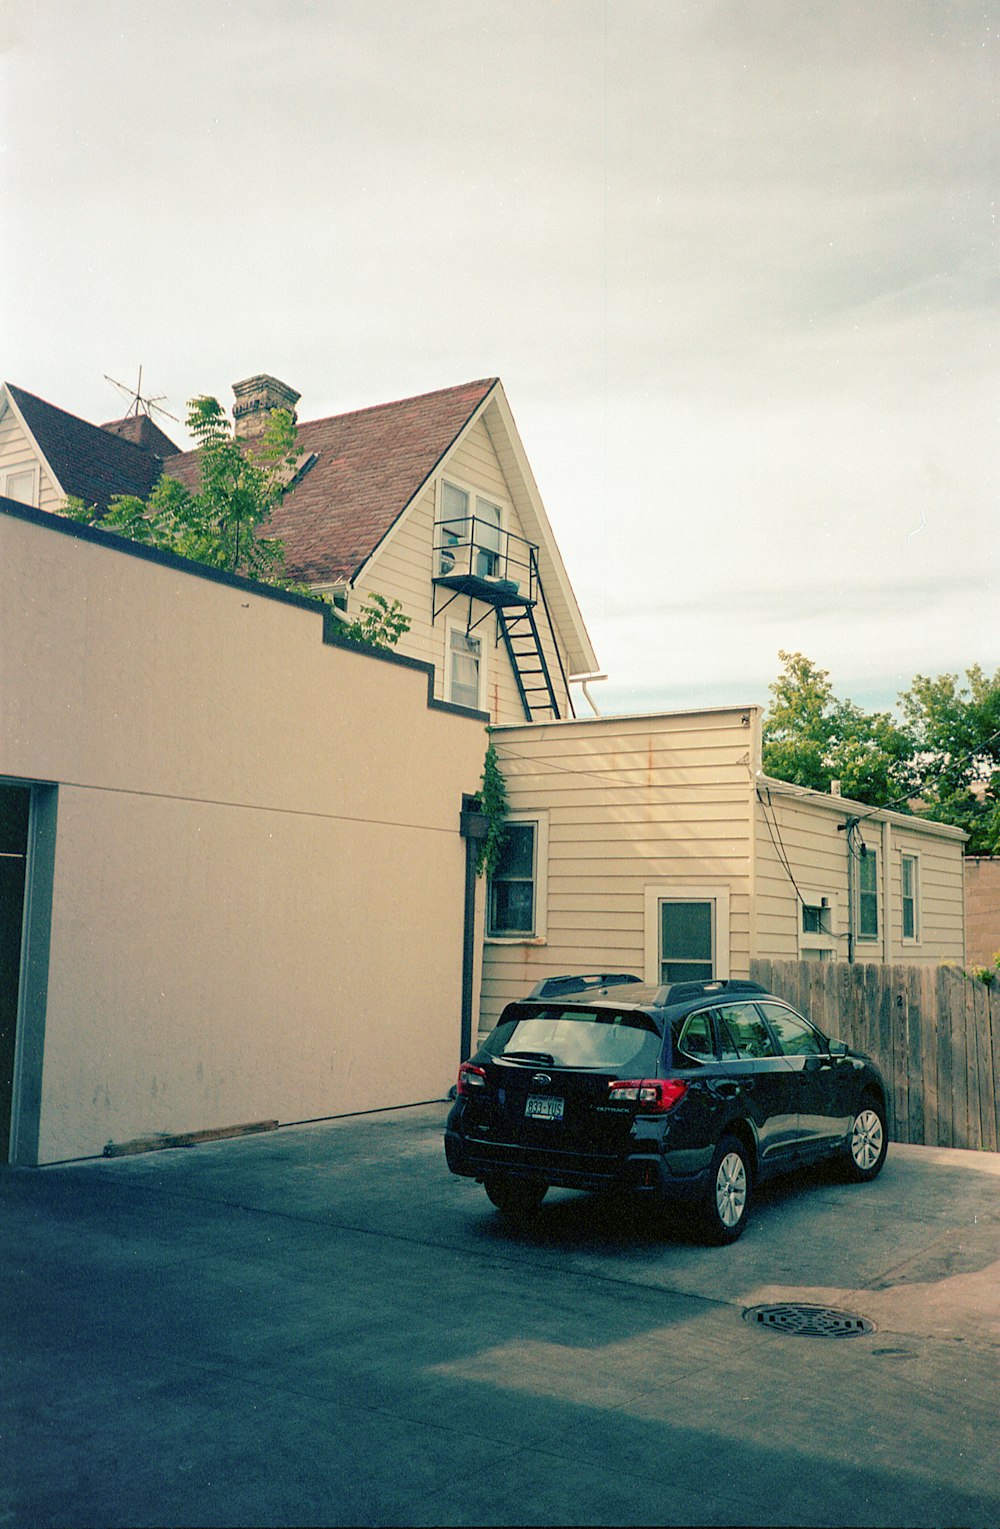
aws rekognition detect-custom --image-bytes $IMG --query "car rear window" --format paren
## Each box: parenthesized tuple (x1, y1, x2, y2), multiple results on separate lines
(485, 1004, 663, 1071)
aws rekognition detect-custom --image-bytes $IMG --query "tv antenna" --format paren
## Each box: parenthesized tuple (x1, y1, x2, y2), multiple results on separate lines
(104, 367, 179, 424)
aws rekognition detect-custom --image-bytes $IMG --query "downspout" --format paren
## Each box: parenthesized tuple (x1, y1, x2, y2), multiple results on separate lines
(840, 815, 859, 964)
(458, 794, 488, 1063)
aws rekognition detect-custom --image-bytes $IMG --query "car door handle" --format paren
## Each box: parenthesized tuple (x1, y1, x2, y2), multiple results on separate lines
(712, 1082, 743, 1100)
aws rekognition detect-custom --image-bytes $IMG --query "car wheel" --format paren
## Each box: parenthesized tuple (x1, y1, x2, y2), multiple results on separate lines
(843, 1101, 887, 1181)
(700, 1135, 752, 1244)
(483, 1176, 547, 1219)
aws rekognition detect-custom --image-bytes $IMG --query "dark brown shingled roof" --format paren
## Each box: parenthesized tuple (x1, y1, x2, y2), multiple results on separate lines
(100, 413, 180, 458)
(7, 384, 168, 511)
(164, 377, 498, 584)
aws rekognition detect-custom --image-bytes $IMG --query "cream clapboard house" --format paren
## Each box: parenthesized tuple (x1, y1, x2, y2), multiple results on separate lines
(0, 373, 968, 1161)
(0, 375, 599, 727)
(478, 709, 966, 1037)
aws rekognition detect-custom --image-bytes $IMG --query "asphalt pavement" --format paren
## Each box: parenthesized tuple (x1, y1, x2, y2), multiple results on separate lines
(4, 1101, 1000, 1527)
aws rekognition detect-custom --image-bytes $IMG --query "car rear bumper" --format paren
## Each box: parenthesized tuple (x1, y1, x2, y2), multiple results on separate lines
(444, 1127, 710, 1202)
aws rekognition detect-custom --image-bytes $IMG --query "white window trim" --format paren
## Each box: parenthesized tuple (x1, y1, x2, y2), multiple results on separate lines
(485, 811, 549, 944)
(3, 464, 38, 507)
(900, 849, 922, 946)
(857, 843, 880, 943)
(444, 617, 488, 712)
(797, 887, 839, 960)
(643, 885, 731, 986)
(434, 474, 510, 580)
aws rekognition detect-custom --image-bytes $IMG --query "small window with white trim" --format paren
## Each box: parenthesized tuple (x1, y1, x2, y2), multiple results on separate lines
(487, 814, 548, 940)
(798, 890, 838, 962)
(3, 466, 37, 506)
(901, 852, 920, 943)
(445, 624, 485, 711)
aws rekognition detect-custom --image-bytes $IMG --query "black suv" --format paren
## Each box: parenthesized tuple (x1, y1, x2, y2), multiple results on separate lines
(444, 974, 889, 1242)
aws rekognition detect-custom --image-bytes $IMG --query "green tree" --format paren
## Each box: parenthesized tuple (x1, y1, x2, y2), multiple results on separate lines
(67, 395, 298, 581)
(900, 666, 1000, 854)
(66, 395, 410, 651)
(762, 651, 916, 807)
(339, 592, 411, 649)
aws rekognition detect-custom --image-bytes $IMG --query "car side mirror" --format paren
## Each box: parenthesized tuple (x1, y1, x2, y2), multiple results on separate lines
(829, 1039, 849, 1057)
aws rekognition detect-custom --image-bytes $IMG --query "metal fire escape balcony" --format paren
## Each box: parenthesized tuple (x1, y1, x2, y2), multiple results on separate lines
(431, 515, 571, 721)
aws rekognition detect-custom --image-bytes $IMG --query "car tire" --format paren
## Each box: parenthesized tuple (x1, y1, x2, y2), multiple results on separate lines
(483, 1175, 547, 1219)
(843, 1100, 888, 1182)
(699, 1135, 752, 1244)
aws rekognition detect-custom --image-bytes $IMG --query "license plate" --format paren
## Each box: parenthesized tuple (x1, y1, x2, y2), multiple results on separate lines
(525, 1095, 564, 1121)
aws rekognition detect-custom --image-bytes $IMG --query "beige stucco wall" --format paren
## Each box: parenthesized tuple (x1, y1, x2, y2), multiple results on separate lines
(1, 507, 487, 1162)
(965, 857, 1000, 968)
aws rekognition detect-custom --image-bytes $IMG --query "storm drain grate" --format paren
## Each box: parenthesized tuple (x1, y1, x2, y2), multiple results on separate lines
(743, 1303, 876, 1338)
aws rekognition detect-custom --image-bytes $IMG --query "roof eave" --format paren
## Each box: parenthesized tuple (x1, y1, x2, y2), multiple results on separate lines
(1, 384, 67, 503)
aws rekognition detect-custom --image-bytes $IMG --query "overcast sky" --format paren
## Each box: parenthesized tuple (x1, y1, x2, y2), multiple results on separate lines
(3, 0, 997, 716)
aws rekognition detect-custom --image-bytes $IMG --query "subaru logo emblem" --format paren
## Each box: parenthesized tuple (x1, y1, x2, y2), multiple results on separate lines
(533, 1073, 552, 1087)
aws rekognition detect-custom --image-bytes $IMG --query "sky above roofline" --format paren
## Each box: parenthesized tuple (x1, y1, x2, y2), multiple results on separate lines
(2, 0, 996, 718)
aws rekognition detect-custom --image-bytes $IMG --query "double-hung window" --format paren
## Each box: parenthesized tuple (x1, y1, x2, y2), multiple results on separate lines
(437, 482, 468, 576)
(901, 853, 920, 943)
(446, 626, 484, 711)
(435, 479, 505, 580)
(487, 816, 548, 939)
(488, 823, 536, 937)
(858, 847, 879, 941)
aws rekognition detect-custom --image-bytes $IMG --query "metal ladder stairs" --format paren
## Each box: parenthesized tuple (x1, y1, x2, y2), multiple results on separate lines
(496, 605, 561, 721)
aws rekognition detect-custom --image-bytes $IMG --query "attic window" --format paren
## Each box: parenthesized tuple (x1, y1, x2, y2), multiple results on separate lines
(3, 467, 37, 506)
(436, 479, 505, 579)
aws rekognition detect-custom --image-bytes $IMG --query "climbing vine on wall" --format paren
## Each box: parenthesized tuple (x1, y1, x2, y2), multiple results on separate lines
(474, 741, 509, 878)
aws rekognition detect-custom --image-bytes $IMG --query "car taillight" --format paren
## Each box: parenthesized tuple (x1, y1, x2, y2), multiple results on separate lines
(457, 1063, 488, 1096)
(608, 1078, 688, 1112)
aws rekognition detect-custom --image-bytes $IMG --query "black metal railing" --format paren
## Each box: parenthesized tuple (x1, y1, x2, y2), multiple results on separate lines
(432, 515, 539, 603)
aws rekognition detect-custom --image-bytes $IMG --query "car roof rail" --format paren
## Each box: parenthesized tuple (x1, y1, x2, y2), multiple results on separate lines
(656, 978, 768, 1005)
(525, 972, 643, 1000)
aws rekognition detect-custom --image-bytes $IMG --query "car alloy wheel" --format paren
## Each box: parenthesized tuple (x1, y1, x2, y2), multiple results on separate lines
(845, 1104, 887, 1181)
(701, 1134, 751, 1244)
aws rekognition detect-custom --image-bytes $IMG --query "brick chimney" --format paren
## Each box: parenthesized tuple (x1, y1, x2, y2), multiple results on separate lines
(231, 374, 301, 438)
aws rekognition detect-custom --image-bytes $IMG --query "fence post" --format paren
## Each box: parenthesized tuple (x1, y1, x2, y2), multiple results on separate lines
(935, 967, 954, 1148)
(973, 981, 996, 1153)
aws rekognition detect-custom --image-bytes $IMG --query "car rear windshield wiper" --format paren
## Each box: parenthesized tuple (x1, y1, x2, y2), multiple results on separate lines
(500, 1051, 556, 1065)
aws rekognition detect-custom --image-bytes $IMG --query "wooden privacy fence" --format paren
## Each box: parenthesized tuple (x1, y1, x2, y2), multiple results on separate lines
(750, 959, 999, 1153)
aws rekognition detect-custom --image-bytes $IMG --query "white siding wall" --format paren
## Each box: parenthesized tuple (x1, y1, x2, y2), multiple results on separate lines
(889, 825, 965, 962)
(479, 709, 757, 1037)
(754, 786, 965, 964)
(0, 406, 62, 511)
(351, 417, 573, 726)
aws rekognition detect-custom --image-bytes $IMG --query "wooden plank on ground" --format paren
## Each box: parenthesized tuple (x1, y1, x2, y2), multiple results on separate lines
(103, 1120, 279, 1158)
